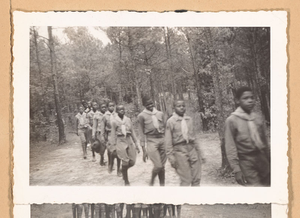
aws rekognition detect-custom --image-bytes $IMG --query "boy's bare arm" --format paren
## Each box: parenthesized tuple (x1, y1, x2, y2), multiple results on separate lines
(165, 120, 176, 168)
(137, 115, 147, 160)
(130, 122, 140, 153)
(137, 115, 146, 146)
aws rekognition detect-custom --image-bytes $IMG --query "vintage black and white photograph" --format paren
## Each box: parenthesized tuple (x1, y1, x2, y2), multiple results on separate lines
(31, 203, 272, 218)
(13, 12, 287, 208)
(29, 25, 271, 187)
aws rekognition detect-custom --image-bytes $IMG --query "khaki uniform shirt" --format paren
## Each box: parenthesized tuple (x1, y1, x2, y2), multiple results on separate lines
(137, 109, 165, 143)
(75, 112, 89, 129)
(87, 110, 96, 126)
(225, 109, 269, 173)
(92, 111, 104, 137)
(101, 111, 116, 140)
(165, 113, 200, 163)
(110, 115, 138, 145)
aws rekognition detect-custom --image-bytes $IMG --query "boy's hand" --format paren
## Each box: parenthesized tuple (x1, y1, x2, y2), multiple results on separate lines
(169, 155, 178, 169)
(235, 171, 247, 186)
(170, 161, 178, 169)
(143, 151, 148, 162)
(135, 142, 140, 153)
(136, 145, 140, 153)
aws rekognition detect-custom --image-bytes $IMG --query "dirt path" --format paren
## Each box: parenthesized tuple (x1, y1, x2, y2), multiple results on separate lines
(30, 132, 236, 186)
(31, 204, 271, 218)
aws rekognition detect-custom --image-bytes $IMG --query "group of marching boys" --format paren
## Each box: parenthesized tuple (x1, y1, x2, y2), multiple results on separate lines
(72, 203, 181, 218)
(75, 87, 270, 187)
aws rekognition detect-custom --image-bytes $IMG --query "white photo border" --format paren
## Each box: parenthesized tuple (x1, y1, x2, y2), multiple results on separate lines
(13, 11, 288, 205)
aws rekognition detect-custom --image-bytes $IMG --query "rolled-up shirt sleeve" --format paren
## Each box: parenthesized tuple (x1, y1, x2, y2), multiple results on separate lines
(225, 118, 241, 173)
(165, 119, 176, 165)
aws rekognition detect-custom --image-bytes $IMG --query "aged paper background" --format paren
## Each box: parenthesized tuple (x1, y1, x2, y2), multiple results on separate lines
(1, 1, 300, 218)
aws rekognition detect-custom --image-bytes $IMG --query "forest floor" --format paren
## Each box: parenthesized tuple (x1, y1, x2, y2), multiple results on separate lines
(30, 130, 237, 186)
(31, 204, 271, 218)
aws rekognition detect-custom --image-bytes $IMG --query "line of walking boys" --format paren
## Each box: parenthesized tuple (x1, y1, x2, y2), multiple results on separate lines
(72, 203, 181, 218)
(75, 87, 270, 187)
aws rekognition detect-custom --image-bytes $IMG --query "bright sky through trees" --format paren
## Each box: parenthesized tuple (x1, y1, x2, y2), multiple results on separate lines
(36, 26, 111, 45)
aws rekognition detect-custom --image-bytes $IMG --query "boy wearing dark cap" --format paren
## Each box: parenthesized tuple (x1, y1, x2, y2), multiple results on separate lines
(225, 86, 270, 186)
(165, 100, 203, 186)
(138, 96, 167, 186)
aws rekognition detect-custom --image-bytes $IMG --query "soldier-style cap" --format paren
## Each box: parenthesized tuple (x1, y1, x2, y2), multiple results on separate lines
(142, 95, 152, 106)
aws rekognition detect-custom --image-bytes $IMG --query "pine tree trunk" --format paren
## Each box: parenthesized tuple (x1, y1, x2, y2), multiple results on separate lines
(127, 28, 142, 110)
(249, 28, 270, 121)
(33, 28, 49, 122)
(164, 27, 177, 98)
(184, 29, 207, 130)
(117, 30, 124, 104)
(205, 28, 231, 173)
(160, 81, 167, 114)
(149, 72, 156, 105)
(48, 26, 66, 144)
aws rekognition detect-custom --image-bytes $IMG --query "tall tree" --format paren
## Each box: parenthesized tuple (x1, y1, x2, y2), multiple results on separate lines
(204, 28, 231, 172)
(31, 27, 50, 122)
(48, 26, 66, 144)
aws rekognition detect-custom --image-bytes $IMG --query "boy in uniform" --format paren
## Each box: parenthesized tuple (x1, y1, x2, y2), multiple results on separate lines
(75, 106, 90, 159)
(225, 86, 270, 186)
(110, 105, 140, 186)
(101, 101, 121, 176)
(86, 102, 98, 154)
(165, 100, 203, 186)
(137, 96, 167, 186)
(92, 102, 107, 166)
